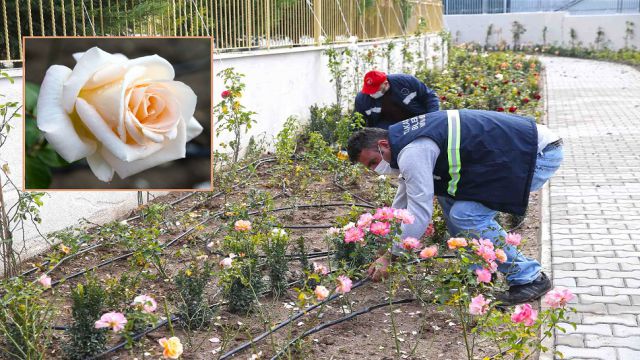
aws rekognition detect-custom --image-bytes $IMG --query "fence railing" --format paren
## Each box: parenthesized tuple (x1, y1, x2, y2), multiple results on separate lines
(442, 0, 640, 15)
(1, 0, 443, 65)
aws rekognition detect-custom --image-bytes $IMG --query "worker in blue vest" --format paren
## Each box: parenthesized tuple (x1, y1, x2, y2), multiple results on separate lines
(354, 70, 440, 129)
(346, 109, 564, 306)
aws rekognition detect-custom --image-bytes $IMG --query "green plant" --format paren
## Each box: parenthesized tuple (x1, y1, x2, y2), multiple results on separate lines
(174, 261, 216, 331)
(214, 68, 257, 163)
(274, 116, 299, 166)
(335, 111, 365, 150)
(64, 278, 107, 360)
(511, 21, 526, 50)
(307, 103, 343, 144)
(0, 278, 54, 359)
(570, 28, 578, 48)
(485, 24, 494, 50)
(263, 228, 290, 297)
(595, 27, 607, 50)
(103, 272, 143, 310)
(385, 41, 396, 72)
(624, 21, 635, 49)
(324, 47, 354, 106)
(542, 26, 548, 47)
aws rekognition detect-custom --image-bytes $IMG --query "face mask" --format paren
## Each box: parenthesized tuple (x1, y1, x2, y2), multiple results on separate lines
(374, 145, 399, 175)
(370, 90, 384, 99)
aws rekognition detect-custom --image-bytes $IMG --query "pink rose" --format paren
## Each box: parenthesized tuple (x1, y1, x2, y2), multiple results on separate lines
(505, 232, 522, 246)
(344, 227, 365, 243)
(393, 209, 415, 224)
(420, 245, 438, 259)
(221, 90, 231, 98)
(313, 262, 329, 275)
(475, 268, 492, 283)
(38, 274, 52, 289)
(131, 295, 157, 313)
(95, 312, 128, 332)
(373, 207, 395, 221)
(357, 213, 374, 229)
(336, 275, 353, 294)
(511, 304, 538, 326)
(543, 287, 575, 309)
(495, 249, 507, 263)
(401, 237, 421, 251)
(469, 294, 490, 315)
(447, 237, 468, 250)
(234, 220, 252, 232)
(369, 221, 391, 236)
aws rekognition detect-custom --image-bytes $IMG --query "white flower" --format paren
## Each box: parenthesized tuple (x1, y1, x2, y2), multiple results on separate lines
(36, 47, 203, 182)
(377, 175, 386, 181)
(342, 222, 355, 231)
(271, 228, 288, 237)
(326, 227, 341, 236)
(495, 73, 504, 80)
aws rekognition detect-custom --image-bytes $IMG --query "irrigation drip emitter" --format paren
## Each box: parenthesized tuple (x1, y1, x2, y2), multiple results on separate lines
(270, 298, 417, 360)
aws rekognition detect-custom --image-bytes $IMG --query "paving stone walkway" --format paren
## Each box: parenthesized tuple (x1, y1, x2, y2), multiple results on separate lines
(541, 56, 640, 359)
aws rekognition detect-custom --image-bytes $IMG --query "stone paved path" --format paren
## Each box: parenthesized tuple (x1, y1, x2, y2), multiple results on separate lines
(542, 56, 640, 359)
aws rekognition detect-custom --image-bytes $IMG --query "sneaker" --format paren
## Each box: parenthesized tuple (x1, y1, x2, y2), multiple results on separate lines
(495, 272, 552, 306)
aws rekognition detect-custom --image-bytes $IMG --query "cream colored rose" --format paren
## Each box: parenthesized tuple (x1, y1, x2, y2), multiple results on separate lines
(36, 46, 203, 182)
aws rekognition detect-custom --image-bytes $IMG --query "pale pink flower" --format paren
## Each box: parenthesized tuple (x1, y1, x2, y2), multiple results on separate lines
(475, 244, 496, 263)
(327, 227, 341, 236)
(495, 249, 508, 263)
(131, 295, 157, 313)
(95, 312, 127, 332)
(336, 275, 353, 294)
(469, 294, 490, 315)
(543, 287, 575, 309)
(393, 209, 415, 224)
(475, 268, 492, 283)
(314, 285, 330, 300)
(447, 237, 468, 250)
(38, 274, 52, 289)
(487, 260, 499, 273)
(369, 221, 391, 236)
(401, 237, 421, 251)
(220, 255, 235, 268)
(344, 227, 365, 243)
(420, 245, 438, 259)
(313, 262, 329, 276)
(357, 213, 374, 229)
(234, 220, 252, 232)
(505, 232, 522, 246)
(373, 207, 395, 221)
(511, 304, 538, 326)
(342, 222, 356, 231)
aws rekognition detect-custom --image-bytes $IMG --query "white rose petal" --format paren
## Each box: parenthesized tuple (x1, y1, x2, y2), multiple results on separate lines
(37, 46, 204, 182)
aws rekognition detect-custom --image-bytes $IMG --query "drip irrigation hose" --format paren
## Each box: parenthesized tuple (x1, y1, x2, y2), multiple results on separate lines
(270, 298, 416, 360)
(219, 277, 372, 360)
(332, 173, 376, 207)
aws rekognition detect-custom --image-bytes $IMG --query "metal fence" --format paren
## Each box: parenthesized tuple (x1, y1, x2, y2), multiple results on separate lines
(1, 0, 443, 64)
(442, 0, 640, 15)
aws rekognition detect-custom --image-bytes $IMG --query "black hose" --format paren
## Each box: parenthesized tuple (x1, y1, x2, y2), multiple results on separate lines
(270, 298, 416, 360)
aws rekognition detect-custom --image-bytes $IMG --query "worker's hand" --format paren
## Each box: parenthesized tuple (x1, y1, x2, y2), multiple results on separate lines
(367, 254, 391, 282)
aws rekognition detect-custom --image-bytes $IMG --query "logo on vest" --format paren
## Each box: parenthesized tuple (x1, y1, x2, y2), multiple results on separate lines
(401, 115, 427, 135)
(400, 88, 410, 95)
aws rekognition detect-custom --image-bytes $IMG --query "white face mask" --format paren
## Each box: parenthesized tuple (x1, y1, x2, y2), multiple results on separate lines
(370, 90, 384, 99)
(374, 145, 399, 175)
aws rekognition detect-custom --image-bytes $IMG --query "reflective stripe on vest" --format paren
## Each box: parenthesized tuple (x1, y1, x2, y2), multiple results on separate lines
(365, 107, 381, 116)
(446, 110, 461, 196)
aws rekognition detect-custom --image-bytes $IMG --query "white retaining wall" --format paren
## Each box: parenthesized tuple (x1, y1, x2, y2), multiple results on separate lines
(213, 34, 446, 152)
(445, 12, 640, 50)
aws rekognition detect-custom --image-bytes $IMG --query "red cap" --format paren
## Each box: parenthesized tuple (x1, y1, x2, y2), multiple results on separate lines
(361, 70, 387, 95)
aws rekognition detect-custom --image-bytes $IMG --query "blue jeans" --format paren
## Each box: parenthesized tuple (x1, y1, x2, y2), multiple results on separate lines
(437, 144, 564, 285)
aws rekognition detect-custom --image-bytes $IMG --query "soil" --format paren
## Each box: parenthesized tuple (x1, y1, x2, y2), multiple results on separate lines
(14, 156, 542, 360)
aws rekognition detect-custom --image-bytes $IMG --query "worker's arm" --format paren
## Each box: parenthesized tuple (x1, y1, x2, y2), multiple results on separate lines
(410, 75, 440, 113)
(369, 137, 439, 280)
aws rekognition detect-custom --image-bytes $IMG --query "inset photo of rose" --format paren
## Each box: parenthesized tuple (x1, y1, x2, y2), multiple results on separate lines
(23, 37, 212, 190)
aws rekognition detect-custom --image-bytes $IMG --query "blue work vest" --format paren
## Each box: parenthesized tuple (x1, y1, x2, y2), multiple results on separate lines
(388, 110, 538, 215)
(354, 74, 440, 129)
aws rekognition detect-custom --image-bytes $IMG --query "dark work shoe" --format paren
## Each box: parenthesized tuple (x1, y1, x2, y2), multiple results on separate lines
(495, 272, 552, 306)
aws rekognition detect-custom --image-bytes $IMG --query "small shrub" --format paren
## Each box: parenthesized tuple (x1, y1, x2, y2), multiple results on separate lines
(63, 278, 107, 360)
(263, 228, 290, 297)
(174, 262, 216, 331)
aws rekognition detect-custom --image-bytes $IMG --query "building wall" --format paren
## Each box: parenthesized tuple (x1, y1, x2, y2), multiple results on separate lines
(445, 12, 640, 50)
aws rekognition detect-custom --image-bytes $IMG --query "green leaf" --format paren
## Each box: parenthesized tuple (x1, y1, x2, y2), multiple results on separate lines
(25, 82, 40, 116)
(37, 145, 69, 168)
(25, 115, 42, 150)
(25, 156, 52, 189)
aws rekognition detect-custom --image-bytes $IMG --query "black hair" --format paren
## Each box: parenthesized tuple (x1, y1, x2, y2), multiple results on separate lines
(346, 127, 389, 163)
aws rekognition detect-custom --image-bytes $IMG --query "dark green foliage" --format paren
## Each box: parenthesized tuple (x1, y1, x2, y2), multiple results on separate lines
(263, 230, 289, 298)
(224, 259, 264, 314)
(63, 279, 107, 360)
(307, 104, 344, 144)
(174, 262, 216, 331)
